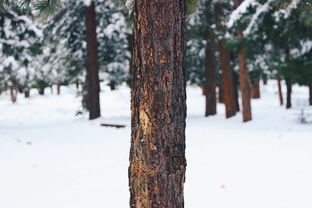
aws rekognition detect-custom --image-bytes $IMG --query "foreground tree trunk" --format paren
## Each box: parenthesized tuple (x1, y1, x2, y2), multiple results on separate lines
(85, 2, 101, 120)
(129, 1, 187, 207)
(204, 30, 217, 116)
(286, 79, 292, 109)
(251, 79, 260, 99)
(277, 75, 283, 106)
(309, 84, 312, 106)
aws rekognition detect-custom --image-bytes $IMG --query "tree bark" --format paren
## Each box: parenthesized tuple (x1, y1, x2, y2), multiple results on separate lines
(286, 79, 292, 109)
(277, 74, 283, 106)
(204, 30, 217, 117)
(85, 1, 101, 120)
(218, 85, 224, 103)
(251, 79, 260, 99)
(309, 84, 312, 106)
(129, 1, 187, 207)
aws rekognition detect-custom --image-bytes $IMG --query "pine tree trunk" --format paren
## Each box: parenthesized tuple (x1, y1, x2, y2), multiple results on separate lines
(277, 75, 283, 106)
(57, 83, 61, 95)
(129, 1, 187, 207)
(85, 1, 101, 120)
(109, 80, 116, 91)
(10, 86, 17, 103)
(262, 76, 268, 85)
(309, 84, 312, 106)
(286, 79, 292, 109)
(38, 86, 45, 95)
(218, 85, 224, 103)
(237, 34, 252, 121)
(215, 5, 236, 118)
(204, 30, 217, 117)
(218, 42, 237, 118)
(251, 79, 260, 99)
(24, 90, 30, 98)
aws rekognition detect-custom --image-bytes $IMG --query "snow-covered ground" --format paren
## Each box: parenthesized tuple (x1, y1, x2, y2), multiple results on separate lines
(0, 81, 312, 208)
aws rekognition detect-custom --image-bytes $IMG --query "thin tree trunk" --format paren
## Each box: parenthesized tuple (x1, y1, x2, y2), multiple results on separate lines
(286, 79, 292, 109)
(237, 34, 252, 121)
(219, 85, 224, 103)
(129, 1, 187, 207)
(277, 74, 283, 106)
(262, 75, 268, 85)
(38, 86, 45, 95)
(57, 83, 61, 95)
(215, 5, 236, 118)
(233, 69, 240, 112)
(24, 89, 30, 98)
(251, 79, 260, 99)
(10, 86, 17, 103)
(109, 80, 116, 91)
(85, 1, 101, 120)
(204, 30, 217, 117)
(309, 84, 312, 106)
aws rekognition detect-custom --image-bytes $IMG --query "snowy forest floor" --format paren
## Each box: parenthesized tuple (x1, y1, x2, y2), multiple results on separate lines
(0, 81, 312, 208)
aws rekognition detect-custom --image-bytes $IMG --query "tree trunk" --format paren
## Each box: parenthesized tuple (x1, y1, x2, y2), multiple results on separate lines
(204, 30, 217, 117)
(129, 1, 187, 207)
(237, 33, 252, 121)
(57, 83, 61, 95)
(10, 86, 17, 103)
(262, 75, 268, 85)
(38, 86, 45, 95)
(218, 85, 224, 103)
(286, 79, 292, 109)
(251, 79, 260, 99)
(218, 42, 237, 118)
(277, 74, 283, 106)
(309, 84, 312, 106)
(233, 69, 240, 112)
(85, 1, 101, 120)
(24, 90, 30, 98)
(109, 80, 116, 91)
(215, 5, 236, 118)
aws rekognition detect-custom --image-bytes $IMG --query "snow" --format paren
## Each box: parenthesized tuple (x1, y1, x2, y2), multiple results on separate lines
(0, 81, 312, 208)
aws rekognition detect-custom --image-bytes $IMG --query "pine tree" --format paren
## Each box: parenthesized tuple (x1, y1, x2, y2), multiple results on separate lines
(129, 0, 187, 207)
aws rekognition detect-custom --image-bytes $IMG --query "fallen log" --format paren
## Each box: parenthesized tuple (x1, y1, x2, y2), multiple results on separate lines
(100, 123, 126, 128)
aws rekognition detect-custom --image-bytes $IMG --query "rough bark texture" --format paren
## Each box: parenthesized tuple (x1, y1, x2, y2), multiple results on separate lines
(129, 1, 187, 207)
(286, 79, 292, 109)
(85, 2, 101, 120)
(309, 84, 312, 106)
(204, 30, 217, 117)
(277, 75, 283, 106)
(251, 79, 260, 99)
(237, 32, 252, 121)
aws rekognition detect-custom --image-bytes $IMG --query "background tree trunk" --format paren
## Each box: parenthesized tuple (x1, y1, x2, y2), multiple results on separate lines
(38, 87, 45, 95)
(215, 5, 236, 118)
(204, 30, 217, 117)
(309, 84, 312, 106)
(129, 1, 187, 207)
(277, 74, 284, 106)
(10, 86, 17, 103)
(237, 39, 252, 121)
(218, 85, 224, 103)
(286, 79, 292, 109)
(57, 83, 61, 95)
(85, 1, 101, 120)
(24, 90, 30, 98)
(251, 79, 260, 99)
